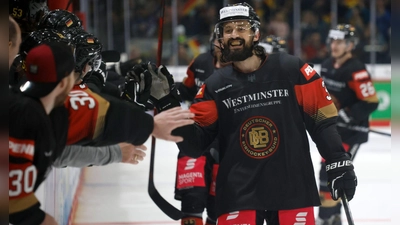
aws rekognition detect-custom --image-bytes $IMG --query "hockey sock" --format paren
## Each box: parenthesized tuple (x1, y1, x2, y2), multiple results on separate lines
(318, 205, 341, 220)
(181, 216, 203, 225)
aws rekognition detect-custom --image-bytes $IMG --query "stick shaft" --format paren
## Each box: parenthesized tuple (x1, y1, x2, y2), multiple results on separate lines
(341, 192, 355, 225)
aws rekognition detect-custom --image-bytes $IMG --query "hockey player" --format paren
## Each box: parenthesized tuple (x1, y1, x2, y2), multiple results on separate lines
(147, 3, 358, 224)
(316, 24, 379, 225)
(175, 32, 229, 225)
(9, 42, 76, 225)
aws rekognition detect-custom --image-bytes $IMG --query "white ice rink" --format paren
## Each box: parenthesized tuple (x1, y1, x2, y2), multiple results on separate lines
(71, 127, 393, 225)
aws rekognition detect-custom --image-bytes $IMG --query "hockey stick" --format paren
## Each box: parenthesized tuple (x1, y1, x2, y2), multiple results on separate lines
(147, 0, 184, 220)
(341, 192, 355, 225)
(337, 122, 391, 137)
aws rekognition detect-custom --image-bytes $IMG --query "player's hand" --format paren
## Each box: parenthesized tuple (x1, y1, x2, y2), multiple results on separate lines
(84, 61, 107, 88)
(326, 153, 357, 201)
(152, 107, 195, 142)
(121, 63, 152, 109)
(145, 63, 181, 111)
(40, 213, 58, 225)
(337, 109, 354, 124)
(118, 142, 147, 165)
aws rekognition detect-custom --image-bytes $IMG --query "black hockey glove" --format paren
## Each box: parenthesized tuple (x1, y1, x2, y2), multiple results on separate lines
(146, 63, 181, 111)
(120, 63, 152, 110)
(325, 153, 357, 201)
(337, 109, 356, 125)
(84, 61, 107, 92)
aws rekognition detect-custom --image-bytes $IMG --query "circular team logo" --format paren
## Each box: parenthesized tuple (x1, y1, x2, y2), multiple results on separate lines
(240, 116, 279, 159)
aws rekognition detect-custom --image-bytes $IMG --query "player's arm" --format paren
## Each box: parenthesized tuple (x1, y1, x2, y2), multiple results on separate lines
(178, 59, 198, 101)
(53, 143, 147, 167)
(282, 54, 344, 158)
(173, 84, 218, 158)
(146, 64, 216, 157)
(66, 87, 153, 146)
(53, 144, 122, 167)
(285, 55, 357, 201)
(344, 68, 379, 121)
(100, 95, 154, 145)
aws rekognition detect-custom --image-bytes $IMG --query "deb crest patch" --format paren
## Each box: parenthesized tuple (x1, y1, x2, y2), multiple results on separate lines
(240, 116, 279, 159)
(300, 63, 316, 81)
(195, 84, 206, 99)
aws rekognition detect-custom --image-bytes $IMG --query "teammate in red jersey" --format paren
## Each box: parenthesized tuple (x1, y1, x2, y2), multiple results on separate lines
(316, 24, 379, 225)
(149, 3, 358, 225)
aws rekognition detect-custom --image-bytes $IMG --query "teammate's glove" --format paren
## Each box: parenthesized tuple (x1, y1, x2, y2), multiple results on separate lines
(120, 63, 152, 110)
(146, 63, 181, 111)
(337, 109, 354, 124)
(325, 153, 357, 201)
(84, 61, 107, 90)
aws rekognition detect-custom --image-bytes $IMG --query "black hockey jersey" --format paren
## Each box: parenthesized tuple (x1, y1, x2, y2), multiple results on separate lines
(179, 52, 216, 101)
(9, 91, 68, 224)
(174, 53, 347, 216)
(320, 57, 379, 144)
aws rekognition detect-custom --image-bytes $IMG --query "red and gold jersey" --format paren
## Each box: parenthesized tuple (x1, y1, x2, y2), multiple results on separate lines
(65, 84, 110, 145)
(175, 53, 346, 217)
(65, 84, 154, 146)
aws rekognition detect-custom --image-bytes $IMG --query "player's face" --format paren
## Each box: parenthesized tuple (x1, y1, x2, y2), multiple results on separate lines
(330, 39, 351, 58)
(221, 20, 256, 61)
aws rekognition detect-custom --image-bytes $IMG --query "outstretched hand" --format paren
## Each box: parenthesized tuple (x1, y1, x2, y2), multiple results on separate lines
(152, 107, 195, 142)
(119, 142, 147, 165)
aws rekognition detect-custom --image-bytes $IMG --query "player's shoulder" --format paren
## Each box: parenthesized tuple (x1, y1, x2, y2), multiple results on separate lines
(192, 52, 214, 68)
(321, 57, 334, 67)
(194, 52, 212, 63)
(9, 92, 48, 129)
(346, 57, 366, 71)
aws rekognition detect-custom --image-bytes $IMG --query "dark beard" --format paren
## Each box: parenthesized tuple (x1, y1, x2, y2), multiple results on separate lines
(221, 38, 254, 62)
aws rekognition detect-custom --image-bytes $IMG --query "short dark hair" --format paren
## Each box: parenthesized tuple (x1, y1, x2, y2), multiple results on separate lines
(9, 17, 18, 46)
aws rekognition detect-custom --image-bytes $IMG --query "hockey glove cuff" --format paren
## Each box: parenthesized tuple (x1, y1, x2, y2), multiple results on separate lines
(325, 153, 357, 201)
(147, 64, 181, 111)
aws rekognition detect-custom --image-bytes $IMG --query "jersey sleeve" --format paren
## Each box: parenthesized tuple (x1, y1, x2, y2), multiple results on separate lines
(66, 86, 110, 145)
(346, 67, 379, 120)
(281, 54, 346, 160)
(179, 59, 198, 101)
(65, 86, 154, 146)
(53, 144, 121, 168)
(173, 83, 219, 158)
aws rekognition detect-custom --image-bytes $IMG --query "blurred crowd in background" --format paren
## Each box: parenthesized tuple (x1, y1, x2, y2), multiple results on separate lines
(78, 0, 391, 65)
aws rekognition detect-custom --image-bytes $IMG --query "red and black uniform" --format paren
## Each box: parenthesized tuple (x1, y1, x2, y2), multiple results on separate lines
(65, 84, 154, 146)
(9, 91, 68, 224)
(318, 57, 378, 219)
(176, 53, 219, 224)
(320, 57, 379, 148)
(173, 52, 346, 219)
